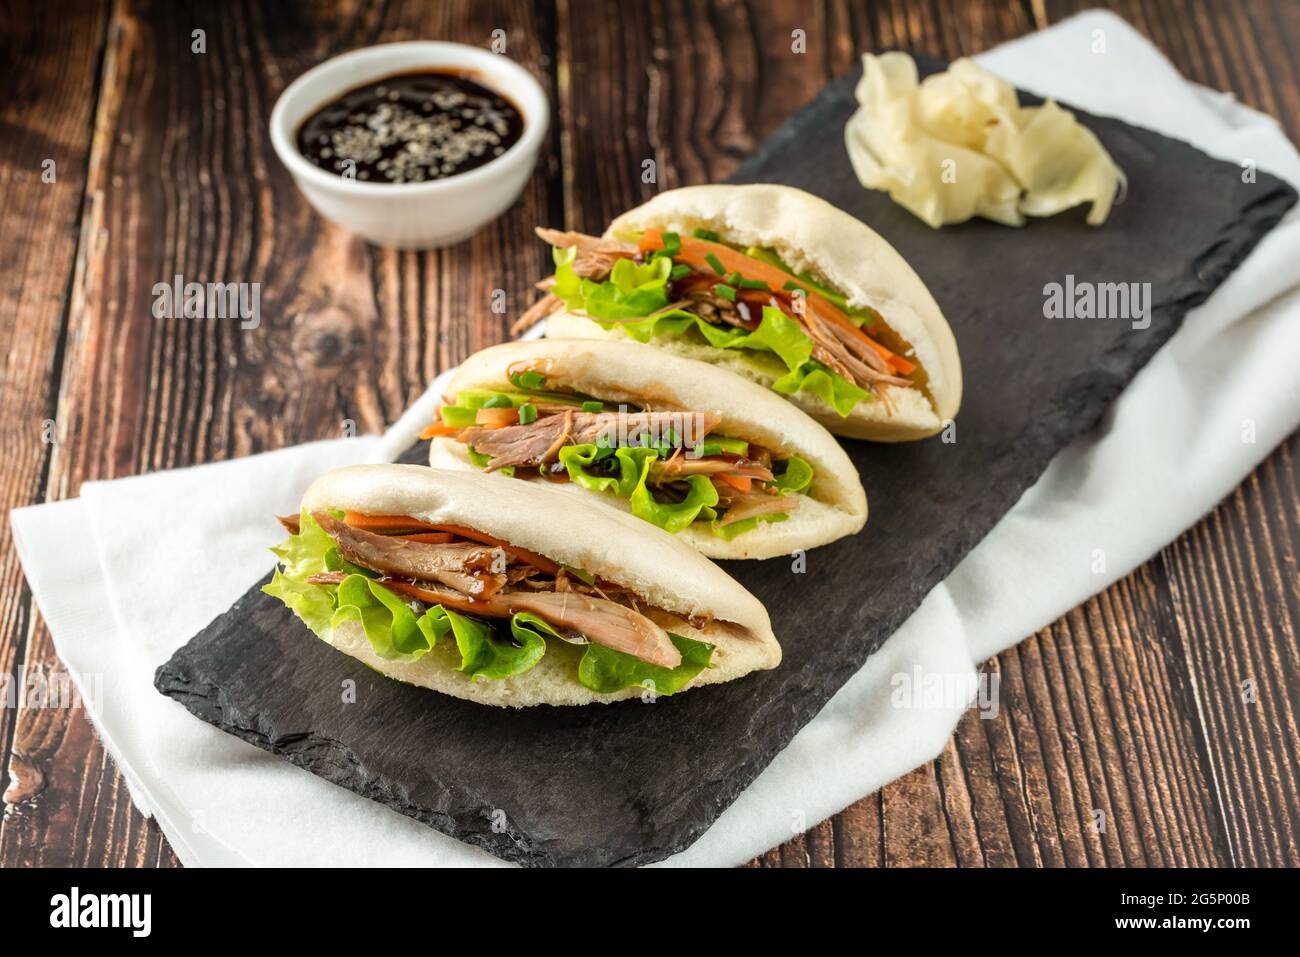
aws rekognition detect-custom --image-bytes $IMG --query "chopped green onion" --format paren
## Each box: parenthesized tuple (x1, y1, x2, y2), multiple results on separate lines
(693, 228, 720, 241)
(510, 370, 547, 390)
(661, 231, 681, 255)
(699, 435, 749, 456)
(782, 280, 807, 294)
(581, 400, 604, 413)
(517, 402, 538, 425)
(727, 271, 742, 285)
(714, 283, 737, 302)
(705, 252, 726, 276)
(739, 278, 768, 290)
(669, 263, 691, 280)
(483, 393, 515, 409)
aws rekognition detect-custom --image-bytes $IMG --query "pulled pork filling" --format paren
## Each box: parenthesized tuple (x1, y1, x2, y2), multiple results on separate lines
(421, 369, 814, 536)
(511, 226, 920, 404)
(278, 510, 695, 669)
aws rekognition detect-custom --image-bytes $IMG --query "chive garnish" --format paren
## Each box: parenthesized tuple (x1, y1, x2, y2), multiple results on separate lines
(510, 370, 547, 390)
(669, 263, 691, 280)
(693, 228, 720, 241)
(739, 278, 769, 290)
(517, 402, 538, 425)
(782, 280, 807, 295)
(661, 231, 681, 255)
(714, 283, 737, 302)
(705, 253, 726, 276)
(581, 400, 603, 413)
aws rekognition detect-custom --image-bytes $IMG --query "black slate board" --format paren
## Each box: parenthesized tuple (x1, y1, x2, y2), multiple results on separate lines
(155, 57, 1296, 866)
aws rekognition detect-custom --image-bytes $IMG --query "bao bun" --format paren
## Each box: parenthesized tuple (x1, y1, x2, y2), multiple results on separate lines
(545, 183, 962, 441)
(299, 464, 780, 707)
(429, 338, 868, 559)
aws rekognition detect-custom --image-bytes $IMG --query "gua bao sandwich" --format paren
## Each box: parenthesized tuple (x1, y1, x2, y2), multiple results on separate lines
(422, 338, 867, 560)
(514, 184, 962, 441)
(264, 465, 780, 707)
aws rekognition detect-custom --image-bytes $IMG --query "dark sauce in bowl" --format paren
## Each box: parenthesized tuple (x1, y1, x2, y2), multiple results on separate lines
(296, 70, 525, 184)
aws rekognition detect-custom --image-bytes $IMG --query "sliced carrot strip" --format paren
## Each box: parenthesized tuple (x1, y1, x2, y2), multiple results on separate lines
(378, 578, 497, 615)
(419, 420, 460, 439)
(342, 512, 444, 532)
(714, 472, 752, 494)
(396, 532, 456, 545)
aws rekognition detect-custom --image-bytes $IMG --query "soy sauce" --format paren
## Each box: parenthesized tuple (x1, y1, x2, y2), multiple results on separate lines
(296, 70, 525, 184)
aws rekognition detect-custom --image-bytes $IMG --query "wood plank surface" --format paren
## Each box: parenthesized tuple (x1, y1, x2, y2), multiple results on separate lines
(1, 0, 1295, 868)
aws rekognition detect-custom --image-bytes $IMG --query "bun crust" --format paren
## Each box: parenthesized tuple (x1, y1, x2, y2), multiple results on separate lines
(435, 338, 867, 557)
(298, 464, 780, 707)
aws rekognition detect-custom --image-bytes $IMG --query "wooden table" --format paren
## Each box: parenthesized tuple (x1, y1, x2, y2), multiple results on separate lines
(1, 0, 1296, 868)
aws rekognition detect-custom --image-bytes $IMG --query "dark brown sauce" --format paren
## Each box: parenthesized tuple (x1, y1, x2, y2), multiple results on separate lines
(296, 70, 525, 184)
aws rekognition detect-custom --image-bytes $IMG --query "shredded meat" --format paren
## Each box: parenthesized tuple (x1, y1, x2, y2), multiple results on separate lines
(461, 410, 723, 471)
(649, 452, 774, 485)
(378, 579, 682, 669)
(306, 571, 347, 586)
(534, 227, 636, 258)
(538, 408, 574, 463)
(713, 489, 799, 525)
(313, 512, 507, 597)
(649, 451, 732, 482)
(458, 414, 569, 471)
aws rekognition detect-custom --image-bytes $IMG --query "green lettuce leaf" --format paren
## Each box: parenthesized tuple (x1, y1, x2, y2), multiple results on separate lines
(772, 362, 871, 417)
(552, 245, 584, 301)
(739, 306, 813, 371)
(437, 606, 546, 680)
(581, 257, 674, 320)
(330, 573, 448, 662)
(554, 246, 674, 320)
(577, 633, 715, 696)
(558, 443, 719, 534)
(628, 466, 718, 534)
(263, 568, 336, 638)
(558, 442, 627, 494)
(774, 455, 814, 494)
(269, 509, 337, 580)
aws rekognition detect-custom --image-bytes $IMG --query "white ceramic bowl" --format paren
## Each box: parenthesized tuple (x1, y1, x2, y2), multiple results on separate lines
(270, 42, 548, 249)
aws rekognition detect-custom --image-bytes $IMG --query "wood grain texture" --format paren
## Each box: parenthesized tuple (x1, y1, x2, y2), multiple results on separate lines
(0, 0, 116, 864)
(1, 0, 1296, 868)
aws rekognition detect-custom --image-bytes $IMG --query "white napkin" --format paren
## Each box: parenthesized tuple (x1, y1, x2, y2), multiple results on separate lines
(11, 10, 1300, 867)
